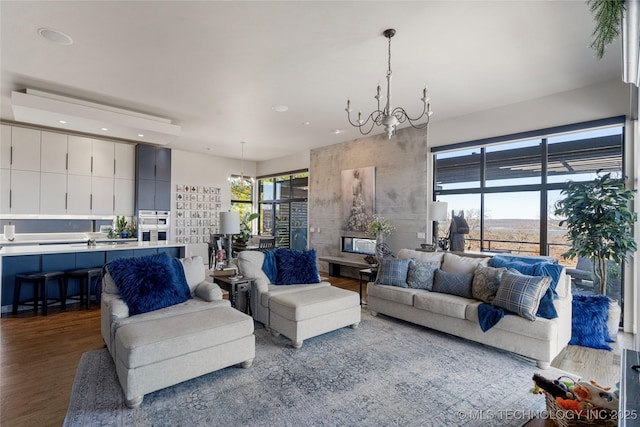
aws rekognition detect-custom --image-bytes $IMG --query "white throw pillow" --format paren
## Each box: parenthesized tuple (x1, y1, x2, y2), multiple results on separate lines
(180, 255, 206, 294)
(441, 253, 489, 275)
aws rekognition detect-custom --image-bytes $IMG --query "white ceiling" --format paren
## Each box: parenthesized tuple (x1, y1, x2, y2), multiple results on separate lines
(0, 1, 622, 162)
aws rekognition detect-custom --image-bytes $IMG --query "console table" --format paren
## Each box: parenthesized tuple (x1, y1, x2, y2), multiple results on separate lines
(318, 256, 369, 277)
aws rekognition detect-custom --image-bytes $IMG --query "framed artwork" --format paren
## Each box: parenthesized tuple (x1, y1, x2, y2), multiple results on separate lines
(341, 166, 375, 232)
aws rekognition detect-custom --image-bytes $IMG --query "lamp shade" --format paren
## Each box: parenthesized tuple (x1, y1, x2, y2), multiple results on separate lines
(219, 212, 240, 235)
(429, 201, 448, 222)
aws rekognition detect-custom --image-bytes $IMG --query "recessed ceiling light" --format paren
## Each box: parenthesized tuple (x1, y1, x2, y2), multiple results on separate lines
(302, 121, 311, 126)
(101, 127, 108, 131)
(38, 28, 74, 45)
(333, 129, 344, 134)
(58, 120, 67, 124)
(272, 105, 289, 113)
(138, 134, 145, 138)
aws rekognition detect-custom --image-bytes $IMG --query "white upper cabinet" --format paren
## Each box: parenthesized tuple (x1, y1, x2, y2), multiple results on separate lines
(10, 169, 40, 213)
(91, 176, 114, 214)
(114, 143, 135, 179)
(92, 139, 115, 178)
(67, 135, 93, 176)
(0, 168, 10, 214)
(8, 127, 40, 171)
(40, 172, 67, 214)
(114, 178, 134, 215)
(41, 131, 68, 174)
(66, 175, 92, 214)
(1, 125, 11, 169)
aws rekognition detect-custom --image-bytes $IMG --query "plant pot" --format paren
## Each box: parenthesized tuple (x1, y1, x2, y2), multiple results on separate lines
(121, 232, 129, 239)
(607, 298, 621, 341)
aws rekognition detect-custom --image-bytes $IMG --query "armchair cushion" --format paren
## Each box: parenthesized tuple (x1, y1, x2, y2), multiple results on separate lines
(179, 255, 206, 294)
(108, 252, 191, 315)
(195, 281, 224, 301)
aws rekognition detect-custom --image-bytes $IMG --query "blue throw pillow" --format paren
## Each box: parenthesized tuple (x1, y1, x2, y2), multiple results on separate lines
(432, 269, 474, 298)
(107, 252, 191, 315)
(275, 249, 320, 285)
(375, 258, 410, 288)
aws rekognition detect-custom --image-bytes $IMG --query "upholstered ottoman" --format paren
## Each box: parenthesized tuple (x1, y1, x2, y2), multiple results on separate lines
(268, 286, 361, 348)
(113, 305, 255, 408)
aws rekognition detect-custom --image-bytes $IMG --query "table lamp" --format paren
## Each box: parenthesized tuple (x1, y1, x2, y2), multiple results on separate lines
(428, 201, 448, 250)
(219, 212, 240, 267)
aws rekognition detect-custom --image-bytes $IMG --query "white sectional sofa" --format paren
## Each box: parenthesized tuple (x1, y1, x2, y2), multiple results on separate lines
(367, 249, 572, 368)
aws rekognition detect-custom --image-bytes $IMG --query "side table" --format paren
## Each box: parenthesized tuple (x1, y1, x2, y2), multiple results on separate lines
(358, 268, 377, 306)
(212, 275, 255, 315)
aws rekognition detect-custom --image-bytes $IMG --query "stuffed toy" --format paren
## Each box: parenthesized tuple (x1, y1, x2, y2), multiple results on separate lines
(532, 374, 568, 398)
(572, 381, 619, 411)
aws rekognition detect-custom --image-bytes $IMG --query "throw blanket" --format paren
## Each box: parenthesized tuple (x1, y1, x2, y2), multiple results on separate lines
(477, 303, 512, 332)
(261, 249, 278, 283)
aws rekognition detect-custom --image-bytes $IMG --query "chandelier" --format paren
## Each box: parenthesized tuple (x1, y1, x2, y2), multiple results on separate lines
(228, 141, 254, 190)
(346, 29, 432, 139)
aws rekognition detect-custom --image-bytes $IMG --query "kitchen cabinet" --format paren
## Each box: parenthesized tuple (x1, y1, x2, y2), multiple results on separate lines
(40, 172, 67, 214)
(9, 170, 40, 214)
(67, 175, 92, 214)
(8, 127, 40, 171)
(135, 144, 171, 212)
(67, 136, 93, 176)
(0, 169, 9, 214)
(41, 131, 68, 174)
(1, 125, 11, 169)
(92, 139, 114, 178)
(114, 178, 135, 215)
(91, 176, 114, 214)
(115, 143, 135, 179)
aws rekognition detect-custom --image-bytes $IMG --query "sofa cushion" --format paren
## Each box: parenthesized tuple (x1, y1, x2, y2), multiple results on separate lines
(180, 256, 206, 294)
(441, 253, 489, 274)
(260, 282, 330, 308)
(275, 249, 320, 285)
(492, 270, 551, 321)
(406, 260, 439, 290)
(471, 264, 507, 303)
(367, 282, 418, 306)
(269, 286, 359, 322)
(115, 306, 254, 369)
(108, 253, 191, 315)
(466, 302, 557, 341)
(414, 291, 472, 320)
(432, 269, 474, 298)
(397, 249, 444, 264)
(375, 258, 410, 287)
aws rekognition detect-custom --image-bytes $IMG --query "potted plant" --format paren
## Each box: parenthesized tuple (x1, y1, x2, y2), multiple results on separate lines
(554, 172, 637, 336)
(368, 215, 395, 261)
(115, 216, 133, 239)
(236, 212, 259, 246)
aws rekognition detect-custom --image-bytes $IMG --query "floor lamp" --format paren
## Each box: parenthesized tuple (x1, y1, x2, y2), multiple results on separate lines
(429, 201, 448, 250)
(219, 212, 240, 267)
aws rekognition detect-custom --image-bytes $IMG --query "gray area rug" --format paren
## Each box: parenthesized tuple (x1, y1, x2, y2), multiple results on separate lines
(64, 310, 560, 426)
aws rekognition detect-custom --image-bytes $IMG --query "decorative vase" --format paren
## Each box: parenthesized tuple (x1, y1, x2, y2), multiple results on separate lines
(607, 298, 621, 341)
(121, 231, 129, 239)
(375, 234, 385, 262)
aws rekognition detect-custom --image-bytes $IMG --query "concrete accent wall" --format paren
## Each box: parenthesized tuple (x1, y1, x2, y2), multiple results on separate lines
(310, 128, 429, 277)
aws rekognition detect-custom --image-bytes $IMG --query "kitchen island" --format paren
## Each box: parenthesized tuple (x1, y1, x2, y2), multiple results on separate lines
(1, 241, 187, 313)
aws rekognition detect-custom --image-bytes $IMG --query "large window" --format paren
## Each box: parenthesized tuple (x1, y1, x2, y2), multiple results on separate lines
(230, 176, 254, 227)
(434, 117, 625, 302)
(258, 171, 308, 250)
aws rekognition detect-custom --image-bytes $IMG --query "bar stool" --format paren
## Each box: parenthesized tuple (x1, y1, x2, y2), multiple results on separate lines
(12, 271, 66, 316)
(66, 267, 102, 310)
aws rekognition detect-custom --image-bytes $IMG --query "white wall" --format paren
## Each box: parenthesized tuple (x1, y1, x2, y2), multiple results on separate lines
(256, 149, 310, 177)
(171, 149, 256, 262)
(430, 79, 630, 148)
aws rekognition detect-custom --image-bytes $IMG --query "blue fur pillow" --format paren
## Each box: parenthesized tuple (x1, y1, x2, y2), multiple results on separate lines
(108, 252, 191, 315)
(275, 249, 320, 285)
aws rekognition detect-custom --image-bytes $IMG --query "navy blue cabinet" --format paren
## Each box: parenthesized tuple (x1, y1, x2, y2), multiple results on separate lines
(135, 145, 171, 212)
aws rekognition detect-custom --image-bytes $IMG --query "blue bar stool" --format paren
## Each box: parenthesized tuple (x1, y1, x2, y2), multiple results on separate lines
(12, 271, 66, 316)
(66, 267, 102, 310)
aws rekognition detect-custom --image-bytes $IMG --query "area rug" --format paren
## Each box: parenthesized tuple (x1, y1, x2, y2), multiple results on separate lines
(64, 310, 564, 426)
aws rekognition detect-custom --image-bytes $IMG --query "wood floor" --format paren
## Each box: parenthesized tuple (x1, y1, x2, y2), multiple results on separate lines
(0, 275, 633, 427)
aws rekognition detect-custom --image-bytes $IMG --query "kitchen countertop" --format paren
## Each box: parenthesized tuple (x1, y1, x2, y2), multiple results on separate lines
(0, 241, 186, 257)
